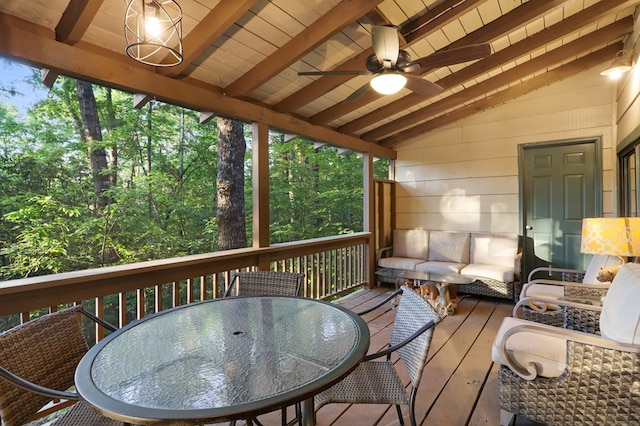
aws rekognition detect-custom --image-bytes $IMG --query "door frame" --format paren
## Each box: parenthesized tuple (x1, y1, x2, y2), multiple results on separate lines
(517, 136, 604, 278)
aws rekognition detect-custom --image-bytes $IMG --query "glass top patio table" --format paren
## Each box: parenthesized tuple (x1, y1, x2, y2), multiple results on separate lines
(75, 296, 370, 425)
(375, 267, 477, 285)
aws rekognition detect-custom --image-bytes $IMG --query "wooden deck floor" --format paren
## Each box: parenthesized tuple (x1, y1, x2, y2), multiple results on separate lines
(252, 286, 541, 426)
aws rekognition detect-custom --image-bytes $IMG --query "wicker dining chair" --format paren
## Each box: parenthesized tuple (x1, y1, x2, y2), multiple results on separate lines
(315, 287, 441, 426)
(0, 305, 125, 426)
(223, 271, 304, 298)
(225, 270, 304, 426)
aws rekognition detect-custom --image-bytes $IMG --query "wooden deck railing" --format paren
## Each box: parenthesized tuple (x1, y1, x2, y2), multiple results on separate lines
(0, 233, 371, 339)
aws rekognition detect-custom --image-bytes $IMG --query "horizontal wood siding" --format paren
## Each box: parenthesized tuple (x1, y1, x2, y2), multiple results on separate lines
(394, 69, 618, 232)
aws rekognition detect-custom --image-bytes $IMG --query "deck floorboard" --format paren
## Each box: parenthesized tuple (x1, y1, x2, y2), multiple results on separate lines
(233, 286, 543, 426)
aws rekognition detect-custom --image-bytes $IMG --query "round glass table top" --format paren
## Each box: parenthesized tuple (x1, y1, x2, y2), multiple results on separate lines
(75, 296, 369, 424)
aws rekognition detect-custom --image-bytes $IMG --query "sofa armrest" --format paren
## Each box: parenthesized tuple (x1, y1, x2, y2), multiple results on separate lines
(376, 245, 393, 263)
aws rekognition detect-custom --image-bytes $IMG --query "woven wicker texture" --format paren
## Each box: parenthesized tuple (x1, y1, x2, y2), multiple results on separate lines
(0, 306, 123, 426)
(521, 270, 605, 334)
(458, 278, 515, 300)
(498, 340, 640, 425)
(315, 288, 439, 426)
(225, 271, 303, 297)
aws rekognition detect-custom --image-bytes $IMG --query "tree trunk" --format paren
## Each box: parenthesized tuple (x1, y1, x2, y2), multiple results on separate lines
(76, 80, 113, 211)
(216, 117, 247, 251)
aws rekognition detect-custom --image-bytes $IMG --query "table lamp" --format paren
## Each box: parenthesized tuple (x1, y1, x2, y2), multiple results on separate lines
(580, 217, 640, 281)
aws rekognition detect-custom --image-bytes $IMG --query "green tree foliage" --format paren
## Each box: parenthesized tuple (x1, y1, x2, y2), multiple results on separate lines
(0, 68, 369, 280)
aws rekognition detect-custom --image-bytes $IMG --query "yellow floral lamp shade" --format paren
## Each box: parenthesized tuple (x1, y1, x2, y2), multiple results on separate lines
(580, 217, 640, 257)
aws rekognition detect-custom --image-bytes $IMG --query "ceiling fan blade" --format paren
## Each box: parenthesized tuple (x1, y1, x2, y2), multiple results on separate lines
(372, 26, 399, 67)
(343, 83, 373, 103)
(298, 70, 371, 76)
(411, 43, 492, 72)
(404, 75, 443, 97)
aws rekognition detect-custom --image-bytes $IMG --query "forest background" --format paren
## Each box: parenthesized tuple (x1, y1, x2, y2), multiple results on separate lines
(0, 58, 388, 282)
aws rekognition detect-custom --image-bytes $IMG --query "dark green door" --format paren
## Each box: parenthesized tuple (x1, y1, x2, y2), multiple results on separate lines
(520, 139, 601, 278)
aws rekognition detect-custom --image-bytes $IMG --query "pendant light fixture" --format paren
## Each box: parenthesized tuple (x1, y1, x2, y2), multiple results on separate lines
(124, 0, 183, 67)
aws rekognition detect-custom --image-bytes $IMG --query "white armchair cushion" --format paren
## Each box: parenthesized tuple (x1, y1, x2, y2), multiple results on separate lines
(491, 317, 567, 378)
(391, 229, 429, 260)
(415, 261, 465, 274)
(600, 263, 640, 344)
(582, 255, 623, 284)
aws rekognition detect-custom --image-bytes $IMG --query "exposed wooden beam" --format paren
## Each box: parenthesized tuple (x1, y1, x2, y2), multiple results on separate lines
(55, 0, 104, 45)
(159, 0, 257, 77)
(365, 32, 624, 142)
(311, 0, 568, 125)
(40, 68, 58, 88)
(224, 0, 385, 98)
(0, 12, 395, 159)
(380, 44, 622, 146)
(275, 0, 481, 113)
(134, 94, 154, 109)
(340, 7, 634, 134)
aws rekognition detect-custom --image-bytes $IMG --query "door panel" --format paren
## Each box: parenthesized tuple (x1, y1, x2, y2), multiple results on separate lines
(521, 140, 601, 277)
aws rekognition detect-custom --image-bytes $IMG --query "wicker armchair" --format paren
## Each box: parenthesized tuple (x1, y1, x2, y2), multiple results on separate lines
(518, 255, 621, 333)
(0, 305, 125, 426)
(493, 263, 640, 425)
(223, 271, 304, 298)
(315, 287, 441, 426)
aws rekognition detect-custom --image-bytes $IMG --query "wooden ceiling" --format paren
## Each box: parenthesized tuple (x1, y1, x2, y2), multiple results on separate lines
(0, 0, 638, 155)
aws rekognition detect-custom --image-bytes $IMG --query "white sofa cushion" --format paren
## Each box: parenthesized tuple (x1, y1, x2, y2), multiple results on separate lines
(600, 263, 640, 344)
(378, 257, 426, 270)
(491, 317, 567, 378)
(470, 233, 518, 268)
(415, 261, 465, 274)
(460, 263, 514, 282)
(392, 229, 428, 260)
(427, 231, 470, 264)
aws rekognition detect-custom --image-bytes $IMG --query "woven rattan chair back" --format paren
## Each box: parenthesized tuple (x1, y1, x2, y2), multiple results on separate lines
(224, 271, 304, 297)
(390, 287, 440, 389)
(0, 306, 88, 426)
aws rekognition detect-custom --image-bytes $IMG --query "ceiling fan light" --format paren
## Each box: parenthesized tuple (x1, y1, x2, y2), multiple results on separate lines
(600, 50, 632, 80)
(125, 0, 183, 67)
(370, 73, 407, 95)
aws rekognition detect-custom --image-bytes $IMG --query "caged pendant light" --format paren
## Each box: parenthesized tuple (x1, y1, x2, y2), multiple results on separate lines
(124, 0, 183, 67)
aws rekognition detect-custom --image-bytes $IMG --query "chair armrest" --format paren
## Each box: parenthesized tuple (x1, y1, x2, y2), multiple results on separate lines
(498, 321, 639, 380)
(513, 295, 602, 318)
(521, 279, 610, 298)
(527, 266, 586, 282)
(0, 366, 79, 400)
(362, 319, 437, 362)
(356, 288, 403, 316)
(376, 245, 393, 262)
(79, 307, 118, 332)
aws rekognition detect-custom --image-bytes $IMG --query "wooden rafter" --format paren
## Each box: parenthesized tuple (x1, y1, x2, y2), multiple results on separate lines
(55, 0, 104, 45)
(381, 43, 622, 146)
(368, 35, 624, 141)
(223, 0, 385, 98)
(340, 4, 634, 135)
(159, 0, 258, 77)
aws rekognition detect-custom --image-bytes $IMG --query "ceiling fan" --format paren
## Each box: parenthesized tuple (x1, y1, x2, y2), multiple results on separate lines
(298, 26, 491, 102)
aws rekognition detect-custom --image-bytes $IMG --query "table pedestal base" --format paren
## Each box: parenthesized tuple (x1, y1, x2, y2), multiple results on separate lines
(396, 279, 458, 315)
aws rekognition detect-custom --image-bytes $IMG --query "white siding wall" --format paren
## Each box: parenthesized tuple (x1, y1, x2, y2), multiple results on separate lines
(394, 68, 618, 233)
